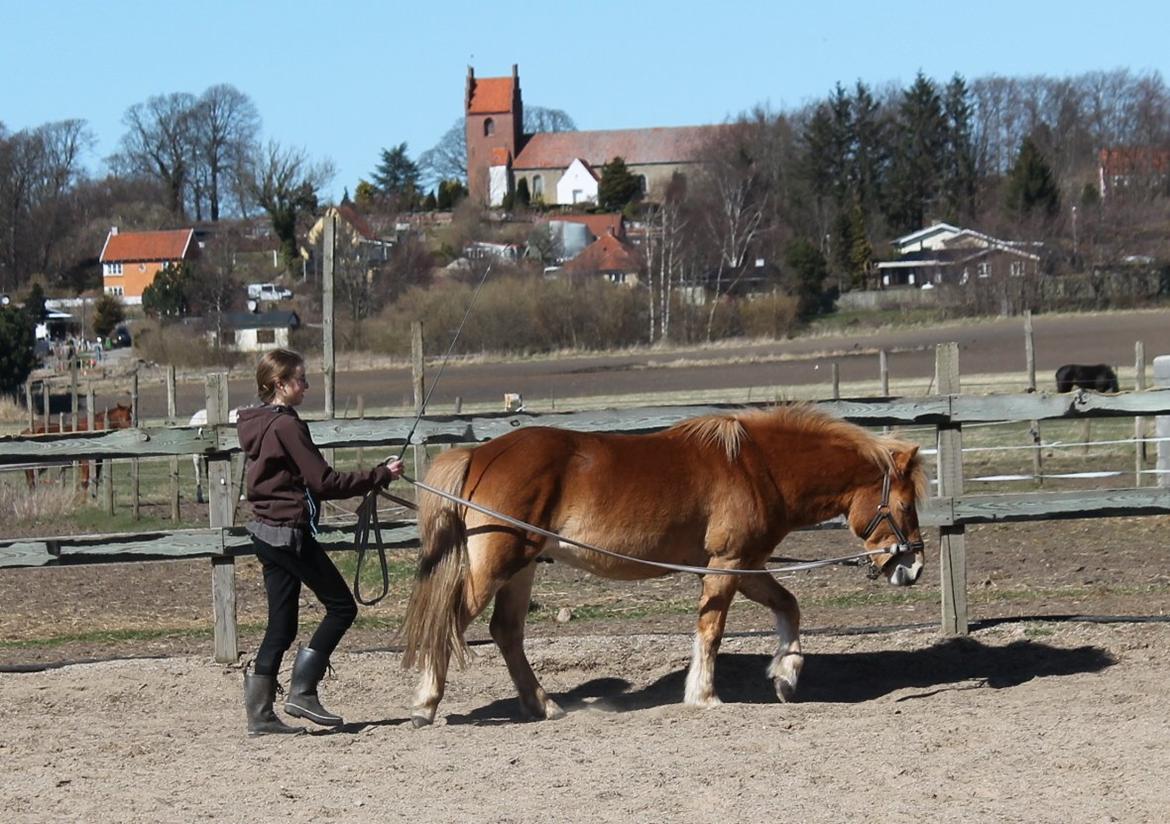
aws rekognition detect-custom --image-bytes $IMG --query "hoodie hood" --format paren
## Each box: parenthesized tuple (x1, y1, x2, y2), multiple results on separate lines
(236, 404, 292, 461)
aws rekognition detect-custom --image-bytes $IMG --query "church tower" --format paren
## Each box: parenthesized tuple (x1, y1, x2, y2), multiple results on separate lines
(465, 64, 524, 205)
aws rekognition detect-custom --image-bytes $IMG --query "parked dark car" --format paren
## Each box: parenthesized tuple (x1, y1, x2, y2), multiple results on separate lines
(112, 325, 132, 348)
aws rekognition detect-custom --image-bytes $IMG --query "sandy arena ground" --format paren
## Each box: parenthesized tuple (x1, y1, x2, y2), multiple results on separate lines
(3, 618, 1170, 823)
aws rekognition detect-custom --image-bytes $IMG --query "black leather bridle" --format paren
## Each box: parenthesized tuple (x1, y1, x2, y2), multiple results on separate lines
(859, 471, 925, 578)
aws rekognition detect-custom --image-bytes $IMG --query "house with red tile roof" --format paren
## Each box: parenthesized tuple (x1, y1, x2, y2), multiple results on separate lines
(100, 227, 196, 304)
(1098, 146, 1170, 201)
(559, 231, 645, 286)
(465, 65, 725, 207)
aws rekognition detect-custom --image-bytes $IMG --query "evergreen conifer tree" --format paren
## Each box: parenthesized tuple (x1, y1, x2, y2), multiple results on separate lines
(887, 72, 946, 232)
(598, 157, 641, 211)
(1006, 136, 1061, 218)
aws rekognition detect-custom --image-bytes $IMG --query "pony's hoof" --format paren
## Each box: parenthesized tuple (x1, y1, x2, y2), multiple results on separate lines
(410, 713, 433, 728)
(543, 701, 565, 720)
(685, 694, 723, 708)
(774, 677, 797, 703)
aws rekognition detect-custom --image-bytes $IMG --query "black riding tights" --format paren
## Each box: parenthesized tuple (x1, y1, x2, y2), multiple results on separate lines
(251, 534, 357, 676)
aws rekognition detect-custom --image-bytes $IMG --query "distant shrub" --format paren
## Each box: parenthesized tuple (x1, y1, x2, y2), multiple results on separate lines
(739, 292, 800, 338)
(133, 320, 246, 369)
(370, 275, 649, 355)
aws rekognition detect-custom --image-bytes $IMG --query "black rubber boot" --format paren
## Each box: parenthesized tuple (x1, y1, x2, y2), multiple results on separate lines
(244, 669, 303, 736)
(284, 647, 343, 726)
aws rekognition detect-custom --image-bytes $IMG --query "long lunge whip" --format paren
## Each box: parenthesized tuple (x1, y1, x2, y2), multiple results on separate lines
(351, 262, 494, 605)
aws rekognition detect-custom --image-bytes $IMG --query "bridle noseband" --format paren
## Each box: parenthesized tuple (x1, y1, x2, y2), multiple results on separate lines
(859, 470, 924, 579)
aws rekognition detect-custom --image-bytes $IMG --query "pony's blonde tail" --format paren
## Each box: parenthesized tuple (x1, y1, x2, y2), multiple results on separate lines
(401, 448, 473, 672)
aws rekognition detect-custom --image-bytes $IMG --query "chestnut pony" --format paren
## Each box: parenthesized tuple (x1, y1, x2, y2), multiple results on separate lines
(22, 403, 134, 490)
(401, 404, 927, 726)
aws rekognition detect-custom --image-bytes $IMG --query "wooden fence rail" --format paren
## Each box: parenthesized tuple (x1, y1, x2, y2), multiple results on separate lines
(4, 354, 1170, 658)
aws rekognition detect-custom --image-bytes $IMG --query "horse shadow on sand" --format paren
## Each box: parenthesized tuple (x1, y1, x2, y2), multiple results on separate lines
(443, 634, 1115, 724)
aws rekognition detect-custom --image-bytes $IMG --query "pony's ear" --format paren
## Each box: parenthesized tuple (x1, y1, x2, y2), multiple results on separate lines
(892, 444, 919, 477)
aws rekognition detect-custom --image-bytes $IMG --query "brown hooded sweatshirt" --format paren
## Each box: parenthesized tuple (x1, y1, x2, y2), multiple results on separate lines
(236, 404, 391, 542)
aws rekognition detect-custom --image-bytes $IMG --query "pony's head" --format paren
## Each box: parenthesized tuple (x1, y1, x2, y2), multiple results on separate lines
(103, 403, 134, 429)
(847, 443, 925, 587)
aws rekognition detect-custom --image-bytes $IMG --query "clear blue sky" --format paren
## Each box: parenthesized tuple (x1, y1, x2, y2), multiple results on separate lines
(4, 0, 1168, 202)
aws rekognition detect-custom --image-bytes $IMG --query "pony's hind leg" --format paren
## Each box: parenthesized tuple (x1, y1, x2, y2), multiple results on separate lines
(737, 574, 802, 702)
(490, 560, 563, 720)
(685, 567, 739, 707)
(409, 526, 533, 726)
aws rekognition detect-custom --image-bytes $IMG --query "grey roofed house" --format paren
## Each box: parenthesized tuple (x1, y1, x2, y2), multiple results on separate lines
(212, 310, 300, 352)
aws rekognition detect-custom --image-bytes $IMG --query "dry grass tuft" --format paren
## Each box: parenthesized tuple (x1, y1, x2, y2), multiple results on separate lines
(0, 475, 82, 529)
(0, 395, 30, 425)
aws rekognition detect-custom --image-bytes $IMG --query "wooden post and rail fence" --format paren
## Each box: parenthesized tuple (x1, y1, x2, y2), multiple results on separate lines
(3, 344, 1170, 663)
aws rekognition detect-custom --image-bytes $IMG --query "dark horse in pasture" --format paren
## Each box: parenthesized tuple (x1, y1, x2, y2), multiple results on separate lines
(1055, 364, 1119, 394)
(22, 403, 134, 490)
(400, 404, 927, 726)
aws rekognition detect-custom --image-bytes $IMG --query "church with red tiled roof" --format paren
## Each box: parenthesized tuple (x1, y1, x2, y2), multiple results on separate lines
(465, 65, 725, 207)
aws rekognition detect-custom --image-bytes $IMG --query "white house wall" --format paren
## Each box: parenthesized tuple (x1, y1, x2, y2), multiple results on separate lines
(488, 165, 509, 206)
(209, 327, 291, 352)
(555, 159, 598, 205)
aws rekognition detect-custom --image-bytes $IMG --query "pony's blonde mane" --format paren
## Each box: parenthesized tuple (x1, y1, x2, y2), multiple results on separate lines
(675, 405, 926, 492)
(671, 415, 747, 461)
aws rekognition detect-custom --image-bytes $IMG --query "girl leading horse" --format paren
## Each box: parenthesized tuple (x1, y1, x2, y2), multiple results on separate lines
(401, 404, 927, 726)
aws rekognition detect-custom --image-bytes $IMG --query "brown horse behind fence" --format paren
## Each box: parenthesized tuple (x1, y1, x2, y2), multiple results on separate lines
(400, 404, 927, 726)
(21, 403, 134, 490)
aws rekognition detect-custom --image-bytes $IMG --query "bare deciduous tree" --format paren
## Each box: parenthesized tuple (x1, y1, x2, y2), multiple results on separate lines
(244, 141, 334, 272)
(694, 123, 769, 340)
(112, 93, 198, 218)
(191, 84, 261, 222)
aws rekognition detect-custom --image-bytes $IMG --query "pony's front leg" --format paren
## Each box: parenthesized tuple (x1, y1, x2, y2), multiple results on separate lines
(490, 562, 563, 721)
(737, 574, 802, 702)
(685, 569, 738, 707)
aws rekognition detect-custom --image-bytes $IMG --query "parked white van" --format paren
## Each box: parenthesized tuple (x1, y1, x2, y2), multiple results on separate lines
(246, 283, 292, 301)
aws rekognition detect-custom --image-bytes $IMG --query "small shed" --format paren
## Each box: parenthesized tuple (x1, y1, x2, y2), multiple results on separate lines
(211, 310, 300, 352)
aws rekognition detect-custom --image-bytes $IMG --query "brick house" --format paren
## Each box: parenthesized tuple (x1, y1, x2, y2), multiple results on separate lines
(465, 65, 724, 206)
(875, 223, 1042, 288)
(100, 227, 196, 304)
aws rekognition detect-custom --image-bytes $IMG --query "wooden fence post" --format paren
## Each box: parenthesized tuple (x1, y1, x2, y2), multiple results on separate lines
(411, 321, 428, 481)
(130, 367, 140, 521)
(86, 385, 95, 497)
(70, 360, 79, 489)
(936, 342, 968, 635)
(1156, 356, 1170, 489)
(167, 365, 180, 520)
(102, 405, 114, 515)
(1024, 310, 1043, 486)
(25, 379, 33, 431)
(879, 350, 890, 434)
(831, 362, 840, 400)
(1135, 341, 1146, 487)
(322, 212, 336, 466)
(41, 381, 49, 433)
(355, 395, 365, 466)
(206, 373, 238, 663)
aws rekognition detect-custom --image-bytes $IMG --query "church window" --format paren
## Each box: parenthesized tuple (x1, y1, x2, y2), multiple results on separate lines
(532, 175, 543, 197)
(484, 118, 495, 137)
